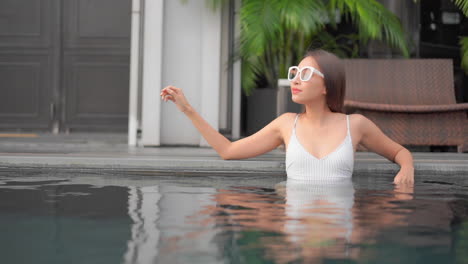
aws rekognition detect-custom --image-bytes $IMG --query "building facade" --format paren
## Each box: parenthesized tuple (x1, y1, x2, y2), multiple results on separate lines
(1, 0, 465, 146)
(0, 0, 240, 146)
(135, 0, 241, 146)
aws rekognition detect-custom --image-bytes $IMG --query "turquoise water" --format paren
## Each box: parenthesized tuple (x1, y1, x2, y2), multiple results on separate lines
(0, 170, 467, 264)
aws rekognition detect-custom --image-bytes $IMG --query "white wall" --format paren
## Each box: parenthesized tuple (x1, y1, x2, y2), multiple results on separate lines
(140, 0, 223, 146)
(161, 0, 221, 146)
(140, 0, 163, 146)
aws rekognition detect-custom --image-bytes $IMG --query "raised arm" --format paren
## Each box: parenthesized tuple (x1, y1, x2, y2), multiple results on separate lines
(161, 86, 285, 160)
(355, 114, 414, 184)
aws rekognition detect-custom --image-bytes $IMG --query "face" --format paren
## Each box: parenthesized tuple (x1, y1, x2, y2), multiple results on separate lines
(289, 56, 326, 105)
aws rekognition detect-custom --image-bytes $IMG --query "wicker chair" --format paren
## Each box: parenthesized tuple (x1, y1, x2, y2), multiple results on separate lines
(343, 59, 468, 152)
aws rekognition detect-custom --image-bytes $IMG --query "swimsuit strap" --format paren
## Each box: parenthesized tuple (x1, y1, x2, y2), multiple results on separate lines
(346, 115, 350, 136)
(293, 114, 300, 133)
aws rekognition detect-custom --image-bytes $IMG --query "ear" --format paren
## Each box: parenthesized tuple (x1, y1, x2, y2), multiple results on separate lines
(322, 87, 327, 95)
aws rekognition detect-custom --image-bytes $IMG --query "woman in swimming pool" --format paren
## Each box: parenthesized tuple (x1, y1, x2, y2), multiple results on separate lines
(160, 49, 414, 184)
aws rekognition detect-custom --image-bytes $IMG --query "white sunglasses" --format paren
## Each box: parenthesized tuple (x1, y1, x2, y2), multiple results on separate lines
(288, 66, 324, 81)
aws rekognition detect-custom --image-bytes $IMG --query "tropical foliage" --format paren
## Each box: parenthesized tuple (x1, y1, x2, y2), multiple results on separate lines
(454, 0, 468, 73)
(207, 0, 409, 94)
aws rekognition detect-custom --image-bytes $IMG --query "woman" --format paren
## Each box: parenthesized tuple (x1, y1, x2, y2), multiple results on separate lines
(160, 49, 414, 184)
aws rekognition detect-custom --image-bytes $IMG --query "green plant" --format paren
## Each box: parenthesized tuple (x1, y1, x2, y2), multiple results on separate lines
(208, 0, 409, 95)
(461, 37, 468, 73)
(454, 0, 468, 74)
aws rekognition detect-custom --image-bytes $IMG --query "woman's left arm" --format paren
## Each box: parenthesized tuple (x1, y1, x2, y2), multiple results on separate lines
(355, 115, 414, 184)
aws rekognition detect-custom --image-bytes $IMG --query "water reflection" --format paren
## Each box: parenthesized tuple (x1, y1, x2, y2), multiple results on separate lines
(5, 174, 468, 264)
(123, 186, 161, 264)
(204, 180, 418, 263)
(281, 179, 355, 260)
(123, 185, 222, 264)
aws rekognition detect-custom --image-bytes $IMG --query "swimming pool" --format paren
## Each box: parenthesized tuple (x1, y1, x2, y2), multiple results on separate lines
(1, 170, 467, 264)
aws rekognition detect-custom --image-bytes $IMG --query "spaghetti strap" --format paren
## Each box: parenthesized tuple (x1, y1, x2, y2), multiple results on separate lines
(293, 114, 300, 133)
(286, 113, 355, 181)
(346, 115, 351, 137)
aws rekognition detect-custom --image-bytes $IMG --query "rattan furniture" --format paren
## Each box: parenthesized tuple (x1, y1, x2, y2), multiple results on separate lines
(343, 59, 468, 152)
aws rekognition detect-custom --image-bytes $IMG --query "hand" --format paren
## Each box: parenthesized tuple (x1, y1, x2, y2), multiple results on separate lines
(393, 166, 414, 185)
(393, 182, 414, 201)
(160, 85, 193, 113)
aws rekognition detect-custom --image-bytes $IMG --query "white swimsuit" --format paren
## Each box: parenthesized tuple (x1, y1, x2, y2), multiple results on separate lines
(286, 114, 354, 181)
(282, 178, 355, 247)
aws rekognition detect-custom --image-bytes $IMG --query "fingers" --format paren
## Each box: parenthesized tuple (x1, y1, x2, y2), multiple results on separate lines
(160, 85, 180, 95)
(166, 87, 177, 96)
(396, 183, 414, 192)
(393, 177, 414, 185)
(168, 86, 180, 93)
(160, 85, 180, 102)
(161, 95, 174, 102)
(395, 180, 413, 185)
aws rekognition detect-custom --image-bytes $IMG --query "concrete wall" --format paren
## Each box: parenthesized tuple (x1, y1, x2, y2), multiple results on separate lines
(140, 0, 222, 146)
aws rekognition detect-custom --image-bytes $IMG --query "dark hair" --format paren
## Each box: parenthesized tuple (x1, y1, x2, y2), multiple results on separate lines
(304, 49, 345, 113)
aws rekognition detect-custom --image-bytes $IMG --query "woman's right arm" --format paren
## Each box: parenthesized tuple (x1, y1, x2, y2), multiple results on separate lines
(161, 86, 286, 160)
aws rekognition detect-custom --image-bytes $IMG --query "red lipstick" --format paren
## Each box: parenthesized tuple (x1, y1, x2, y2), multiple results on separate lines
(291, 88, 302, 94)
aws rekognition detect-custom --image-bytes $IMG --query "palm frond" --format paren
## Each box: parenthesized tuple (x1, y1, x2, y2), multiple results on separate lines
(196, 0, 410, 93)
(239, 0, 282, 56)
(277, 0, 327, 33)
(241, 57, 264, 95)
(307, 32, 361, 58)
(460, 37, 468, 74)
(331, 0, 409, 57)
(454, 0, 468, 16)
(238, 0, 329, 91)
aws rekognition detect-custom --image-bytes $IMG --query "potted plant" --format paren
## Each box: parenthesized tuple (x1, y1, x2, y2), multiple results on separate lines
(215, 0, 411, 134)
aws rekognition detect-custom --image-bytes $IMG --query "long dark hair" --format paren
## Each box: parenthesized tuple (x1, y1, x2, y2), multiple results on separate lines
(304, 49, 346, 113)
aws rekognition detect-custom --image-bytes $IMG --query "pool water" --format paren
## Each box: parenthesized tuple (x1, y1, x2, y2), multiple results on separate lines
(1, 170, 467, 264)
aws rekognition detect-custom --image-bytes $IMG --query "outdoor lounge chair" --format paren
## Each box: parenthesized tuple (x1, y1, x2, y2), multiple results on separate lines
(343, 59, 468, 152)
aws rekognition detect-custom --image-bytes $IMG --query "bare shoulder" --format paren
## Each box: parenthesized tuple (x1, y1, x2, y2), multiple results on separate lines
(272, 112, 297, 133)
(278, 112, 297, 122)
(279, 112, 299, 125)
(349, 113, 387, 140)
(348, 113, 377, 141)
(349, 113, 373, 129)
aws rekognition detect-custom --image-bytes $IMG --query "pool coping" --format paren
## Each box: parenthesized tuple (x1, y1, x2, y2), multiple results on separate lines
(1, 150, 466, 176)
